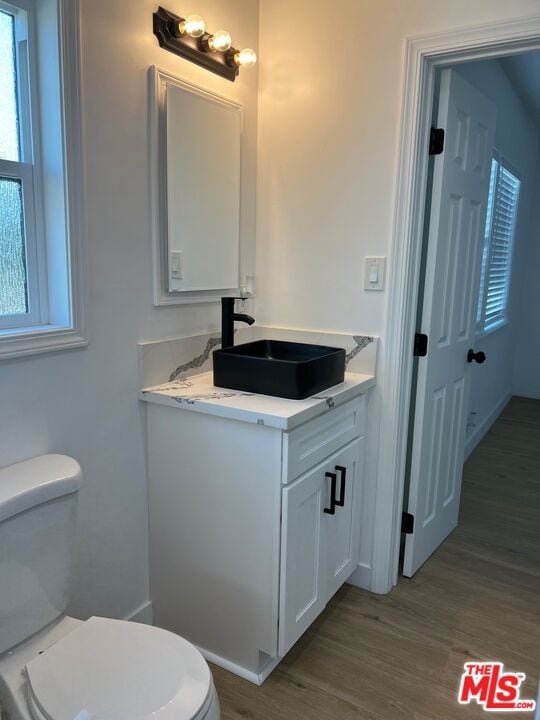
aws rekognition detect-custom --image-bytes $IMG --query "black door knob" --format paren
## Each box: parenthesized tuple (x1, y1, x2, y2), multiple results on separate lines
(467, 349, 486, 364)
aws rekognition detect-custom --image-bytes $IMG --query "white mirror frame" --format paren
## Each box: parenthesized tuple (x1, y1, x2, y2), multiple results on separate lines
(149, 66, 244, 306)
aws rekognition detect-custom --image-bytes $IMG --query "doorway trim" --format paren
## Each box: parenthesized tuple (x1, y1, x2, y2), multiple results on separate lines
(372, 14, 540, 594)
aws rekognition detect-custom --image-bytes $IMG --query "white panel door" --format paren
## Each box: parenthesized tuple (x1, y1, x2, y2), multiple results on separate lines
(404, 70, 497, 577)
(324, 439, 363, 598)
(278, 465, 327, 657)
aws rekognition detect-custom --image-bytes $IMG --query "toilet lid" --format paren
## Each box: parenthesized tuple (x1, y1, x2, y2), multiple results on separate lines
(25, 617, 212, 720)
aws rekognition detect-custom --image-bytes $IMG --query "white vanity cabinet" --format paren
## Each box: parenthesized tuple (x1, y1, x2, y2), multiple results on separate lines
(144, 374, 372, 684)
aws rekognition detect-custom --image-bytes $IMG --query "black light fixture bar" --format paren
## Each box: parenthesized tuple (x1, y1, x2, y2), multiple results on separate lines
(153, 6, 239, 82)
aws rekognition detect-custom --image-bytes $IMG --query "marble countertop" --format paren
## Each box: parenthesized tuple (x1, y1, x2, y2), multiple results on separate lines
(140, 371, 375, 430)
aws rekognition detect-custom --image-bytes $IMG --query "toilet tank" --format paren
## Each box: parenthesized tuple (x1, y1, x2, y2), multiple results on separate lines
(0, 454, 82, 655)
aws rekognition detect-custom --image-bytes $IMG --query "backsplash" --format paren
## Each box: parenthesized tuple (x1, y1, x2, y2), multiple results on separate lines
(138, 326, 378, 389)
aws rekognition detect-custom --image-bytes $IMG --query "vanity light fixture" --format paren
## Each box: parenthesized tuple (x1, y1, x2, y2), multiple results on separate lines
(153, 6, 256, 82)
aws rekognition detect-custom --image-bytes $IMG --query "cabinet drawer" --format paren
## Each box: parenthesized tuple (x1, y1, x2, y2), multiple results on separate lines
(283, 395, 365, 484)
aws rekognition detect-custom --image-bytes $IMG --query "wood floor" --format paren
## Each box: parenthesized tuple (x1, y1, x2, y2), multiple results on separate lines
(212, 396, 540, 719)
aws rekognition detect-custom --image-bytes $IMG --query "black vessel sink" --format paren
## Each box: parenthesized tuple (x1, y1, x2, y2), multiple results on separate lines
(213, 340, 346, 400)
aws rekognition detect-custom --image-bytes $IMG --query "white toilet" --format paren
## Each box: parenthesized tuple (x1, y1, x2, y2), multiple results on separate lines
(0, 454, 220, 720)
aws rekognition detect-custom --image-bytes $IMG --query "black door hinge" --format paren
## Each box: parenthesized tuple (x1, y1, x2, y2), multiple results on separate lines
(402, 512, 415, 534)
(414, 333, 428, 357)
(429, 127, 445, 155)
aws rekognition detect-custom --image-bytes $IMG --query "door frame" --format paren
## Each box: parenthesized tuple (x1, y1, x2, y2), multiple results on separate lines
(372, 14, 540, 594)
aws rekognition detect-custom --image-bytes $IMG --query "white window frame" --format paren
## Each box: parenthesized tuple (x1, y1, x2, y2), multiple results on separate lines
(476, 151, 520, 338)
(0, 0, 86, 359)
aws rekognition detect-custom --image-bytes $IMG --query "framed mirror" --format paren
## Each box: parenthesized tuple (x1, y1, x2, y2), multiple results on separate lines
(150, 67, 242, 305)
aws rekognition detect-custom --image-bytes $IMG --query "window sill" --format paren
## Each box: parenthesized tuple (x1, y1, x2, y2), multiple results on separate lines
(476, 318, 509, 341)
(0, 324, 88, 360)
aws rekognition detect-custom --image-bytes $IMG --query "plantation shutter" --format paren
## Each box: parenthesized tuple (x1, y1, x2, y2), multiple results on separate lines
(477, 159, 497, 326)
(477, 158, 520, 332)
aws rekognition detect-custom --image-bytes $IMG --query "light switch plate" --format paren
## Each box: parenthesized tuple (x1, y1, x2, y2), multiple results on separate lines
(364, 257, 386, 291)
(170, 251, 183, 280)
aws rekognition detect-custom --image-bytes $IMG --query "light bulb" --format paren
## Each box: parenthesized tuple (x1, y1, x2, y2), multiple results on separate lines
(208, 30, 232, 52)
(178, 14, 205, 38)
(234, 47, 257, 68)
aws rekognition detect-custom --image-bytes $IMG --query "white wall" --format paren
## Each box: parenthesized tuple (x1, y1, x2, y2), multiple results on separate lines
(255, 0, 539, 587)
(514, 162, 540, 399)
(0, 0, 259, 620)
(453, 59, 540, 455)
(255, 0, 539, 332)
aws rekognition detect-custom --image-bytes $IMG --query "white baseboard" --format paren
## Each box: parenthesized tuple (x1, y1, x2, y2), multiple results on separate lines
(464, 392, 512, 460)
(347, 562, 372, 590)
(196, 645, 279, 685)
(125, 600, 154, 625)
(513, 388, 540, 400)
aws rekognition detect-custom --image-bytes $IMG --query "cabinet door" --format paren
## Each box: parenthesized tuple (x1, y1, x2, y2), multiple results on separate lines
(324, 438, 363, 600)
(279, 438, 363, 656)
(278, 439, 364, 656)
(278, 465, 328, 657)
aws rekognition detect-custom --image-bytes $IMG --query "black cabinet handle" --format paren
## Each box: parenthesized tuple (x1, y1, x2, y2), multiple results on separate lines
(324, 472, 337, 515)
(467, 349, 486, 364)
(335, 465, 346, 507)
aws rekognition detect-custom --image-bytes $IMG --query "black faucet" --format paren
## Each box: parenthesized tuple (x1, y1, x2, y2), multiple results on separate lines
(221, 297, 255, 349)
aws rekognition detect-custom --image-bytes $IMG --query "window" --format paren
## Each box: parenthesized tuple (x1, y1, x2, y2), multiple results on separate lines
(0, 0, 86, 358)
(0, 2, 43, 329)
(477, 156, 520, 334)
